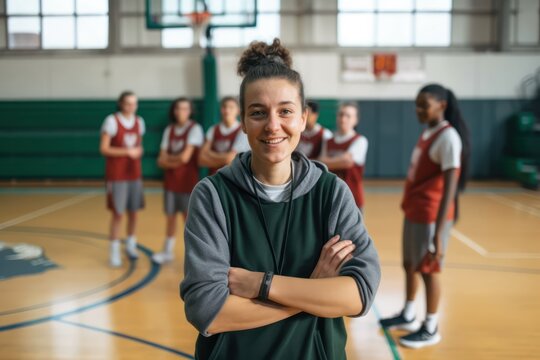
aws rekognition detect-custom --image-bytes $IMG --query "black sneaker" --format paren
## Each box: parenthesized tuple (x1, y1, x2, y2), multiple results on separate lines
(380, 312, 420, 331)
(399, 324, 441, 349)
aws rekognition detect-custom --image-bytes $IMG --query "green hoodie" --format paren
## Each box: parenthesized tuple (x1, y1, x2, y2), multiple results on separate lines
(181, 151, 380, 360)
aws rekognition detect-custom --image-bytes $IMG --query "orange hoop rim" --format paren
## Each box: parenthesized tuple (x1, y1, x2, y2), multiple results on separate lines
(188, 11, 212, 26)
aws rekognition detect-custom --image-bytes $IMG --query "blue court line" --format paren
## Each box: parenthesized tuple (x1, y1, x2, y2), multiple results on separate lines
(56, 319, 194, 359)
(0, 245, 159, 332)
(0, 256, 135, 316)
(1, 229, 134, 315)
(372, 304, 402, 360)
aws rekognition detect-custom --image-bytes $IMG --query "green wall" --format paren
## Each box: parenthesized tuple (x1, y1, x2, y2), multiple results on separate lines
(0, 98, 525, 179)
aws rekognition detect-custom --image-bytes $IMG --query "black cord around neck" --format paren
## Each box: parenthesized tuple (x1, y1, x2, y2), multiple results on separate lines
(249, 161, 295, 275)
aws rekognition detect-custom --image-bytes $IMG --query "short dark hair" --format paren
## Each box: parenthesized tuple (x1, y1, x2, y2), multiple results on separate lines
(307, 101, 319, 114)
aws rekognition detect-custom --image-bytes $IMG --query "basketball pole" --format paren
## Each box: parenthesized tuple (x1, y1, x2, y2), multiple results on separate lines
(202, 47, 219, 135)
(200, 23, 218, 178)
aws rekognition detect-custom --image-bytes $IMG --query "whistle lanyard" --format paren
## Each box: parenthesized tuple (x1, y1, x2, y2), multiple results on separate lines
(249, 163, 295, 275)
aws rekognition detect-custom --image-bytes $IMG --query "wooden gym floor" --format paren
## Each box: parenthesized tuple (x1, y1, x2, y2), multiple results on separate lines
(0, 180, 539, 359)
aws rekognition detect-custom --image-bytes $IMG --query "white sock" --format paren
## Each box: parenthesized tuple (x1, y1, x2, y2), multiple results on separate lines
(126, 236, 137, 248)
(403, 301, 416, 321)
(425, 313, 438, 333)
(164, 237, 175, 253)
(110, 240, 121, 266)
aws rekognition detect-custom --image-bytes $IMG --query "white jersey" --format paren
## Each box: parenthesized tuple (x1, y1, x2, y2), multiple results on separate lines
(205, 122, 250, 153)
(421, 120, 462, 171)
(297, 124, 333, 158)
(160, 121, 204, 151)
(101, 113, 146, 137)
(322, 132, 368, 166)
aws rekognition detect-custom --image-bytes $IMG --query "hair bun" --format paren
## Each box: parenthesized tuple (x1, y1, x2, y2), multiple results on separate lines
(237, 38, 292, 76)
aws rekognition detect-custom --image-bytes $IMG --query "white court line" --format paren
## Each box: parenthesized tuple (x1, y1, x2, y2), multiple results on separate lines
(451, 229, 488, 256)
(0, 193, 97, 231)
(486, 193, 540, 218)
(451, 228, 540, 260)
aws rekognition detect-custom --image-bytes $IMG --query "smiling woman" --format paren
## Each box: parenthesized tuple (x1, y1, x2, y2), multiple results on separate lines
(180, 38, 381, 360)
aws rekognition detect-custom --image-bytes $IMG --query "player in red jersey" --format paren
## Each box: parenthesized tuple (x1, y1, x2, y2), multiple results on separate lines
(154, 97, 204, 264)
(319, 102, 368, 210)
(296, 101, 332, 159)
(100, 91, 145, 267)
(380, 84, 471, 349)
(198, 96, 249, 175)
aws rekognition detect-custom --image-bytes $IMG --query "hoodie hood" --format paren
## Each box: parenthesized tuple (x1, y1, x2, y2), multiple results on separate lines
(218, 151, 327, 202)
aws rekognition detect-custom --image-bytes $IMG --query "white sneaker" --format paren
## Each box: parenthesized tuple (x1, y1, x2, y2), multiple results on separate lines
(125, 238, 138, 259)
(110, 241, 122, 267)
(152, 251, 174, 264)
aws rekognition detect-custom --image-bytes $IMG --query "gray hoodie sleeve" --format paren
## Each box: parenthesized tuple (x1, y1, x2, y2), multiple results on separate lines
(329, 178, 381, 317)
(180, 178, 230, 337)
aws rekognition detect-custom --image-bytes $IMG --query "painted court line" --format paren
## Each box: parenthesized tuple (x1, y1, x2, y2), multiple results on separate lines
(451, 229, 488, 256)
(0, 193, 97, 231)
(372, 304, 401, 360)
(56, 319, 194, 359)
(486, 193, 540, 218)
(0, 245, 157, 332)
(451, 228, 540, 260)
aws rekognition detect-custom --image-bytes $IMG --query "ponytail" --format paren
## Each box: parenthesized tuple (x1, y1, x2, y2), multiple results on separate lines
(444, 89, 471, 192)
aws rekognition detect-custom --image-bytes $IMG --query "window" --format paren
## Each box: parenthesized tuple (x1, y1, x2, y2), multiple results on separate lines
(509, 0, 540, 46)
(161, 0, 279, 48)
(338, 0, 452, 47)
(5, 0, 108, 50)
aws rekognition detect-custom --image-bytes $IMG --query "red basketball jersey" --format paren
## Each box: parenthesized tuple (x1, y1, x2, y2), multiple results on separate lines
(326, 134, 365, 208)
(401, 124, 460, 223)
(298, 127, 325, 159)
(105, 114, 142, 181)
(208, 124, 243, 175)
(164, 122, 200, 193)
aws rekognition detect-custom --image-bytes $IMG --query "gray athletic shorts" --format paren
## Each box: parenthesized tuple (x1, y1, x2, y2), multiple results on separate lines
(106, 180, 145, 214)
(164, 190, 190, 215)
(402, 219, 453, 270)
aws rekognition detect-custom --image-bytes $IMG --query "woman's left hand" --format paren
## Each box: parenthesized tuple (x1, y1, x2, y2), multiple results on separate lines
(228, 267, 264, 299)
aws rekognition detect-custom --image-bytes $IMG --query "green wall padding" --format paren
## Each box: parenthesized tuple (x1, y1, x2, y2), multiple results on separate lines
(0, 98, 525, 179)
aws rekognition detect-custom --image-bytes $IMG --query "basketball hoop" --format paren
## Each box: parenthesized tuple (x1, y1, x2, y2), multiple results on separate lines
(188, 11, 212, 47)
(373, 53, 397, 82)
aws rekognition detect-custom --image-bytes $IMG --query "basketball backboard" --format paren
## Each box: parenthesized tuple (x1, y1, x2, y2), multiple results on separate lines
(146, 0, 257, 29)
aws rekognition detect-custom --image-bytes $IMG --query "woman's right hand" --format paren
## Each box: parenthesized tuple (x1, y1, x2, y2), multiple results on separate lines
(310, 235, 355, 279)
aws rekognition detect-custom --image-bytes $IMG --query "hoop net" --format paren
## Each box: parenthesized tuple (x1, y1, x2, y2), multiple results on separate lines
(188, 11, 212, 47)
